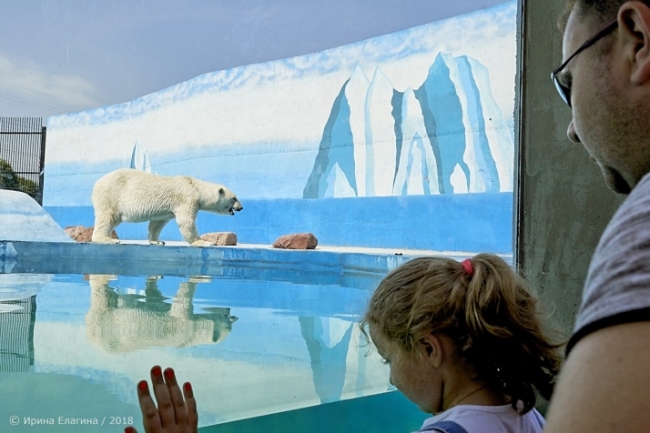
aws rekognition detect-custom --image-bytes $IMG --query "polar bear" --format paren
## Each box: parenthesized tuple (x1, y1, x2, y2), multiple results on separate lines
(91, 168, 242, 246)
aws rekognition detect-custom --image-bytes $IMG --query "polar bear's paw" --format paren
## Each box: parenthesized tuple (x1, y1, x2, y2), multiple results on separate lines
(92, 237, 121, 244)
(149, 240, 166, 246)
(190, 239, 213, 247)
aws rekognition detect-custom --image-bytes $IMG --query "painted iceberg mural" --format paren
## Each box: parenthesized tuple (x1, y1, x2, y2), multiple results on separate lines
(303, 52, 513, 198)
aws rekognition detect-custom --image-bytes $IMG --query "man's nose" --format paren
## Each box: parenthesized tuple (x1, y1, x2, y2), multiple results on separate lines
(567, 119, 581, 143)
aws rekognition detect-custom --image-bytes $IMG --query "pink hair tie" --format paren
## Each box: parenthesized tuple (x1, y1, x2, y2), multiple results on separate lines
(461, 258, 474, 278)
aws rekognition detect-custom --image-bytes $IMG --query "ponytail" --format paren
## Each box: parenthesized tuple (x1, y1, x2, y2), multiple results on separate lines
(361, 253, 563, 413)
(460, 254, 562, 412)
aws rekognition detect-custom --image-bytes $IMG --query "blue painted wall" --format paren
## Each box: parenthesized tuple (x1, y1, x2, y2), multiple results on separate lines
(46, 193, 512, 253)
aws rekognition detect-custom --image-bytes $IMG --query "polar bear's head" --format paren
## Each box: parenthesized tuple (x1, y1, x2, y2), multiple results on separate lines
(212, 186, 243, 216)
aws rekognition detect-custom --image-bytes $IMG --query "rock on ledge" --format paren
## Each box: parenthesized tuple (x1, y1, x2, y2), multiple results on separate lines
(201, 232, 238, 246)
(272, 233, 318, 250)
(65, 226, 118, 243)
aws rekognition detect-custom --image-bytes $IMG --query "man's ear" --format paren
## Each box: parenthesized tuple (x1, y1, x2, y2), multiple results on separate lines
(619, 2, 650, 85)
(418, 333, 444, 368)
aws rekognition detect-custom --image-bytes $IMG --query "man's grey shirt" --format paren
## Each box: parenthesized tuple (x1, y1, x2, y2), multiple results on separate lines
(569, 172, 650, 353)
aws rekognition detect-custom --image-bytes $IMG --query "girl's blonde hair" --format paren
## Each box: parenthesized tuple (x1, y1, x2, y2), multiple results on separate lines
(360, 253, 562, 413)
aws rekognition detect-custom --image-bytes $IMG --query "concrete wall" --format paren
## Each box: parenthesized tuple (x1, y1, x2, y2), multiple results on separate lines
(516, 0, 624, 336)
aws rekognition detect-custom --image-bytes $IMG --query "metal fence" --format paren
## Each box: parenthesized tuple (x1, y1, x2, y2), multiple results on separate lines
(0, 117, 46, 205)
(0, 296, 36, 372)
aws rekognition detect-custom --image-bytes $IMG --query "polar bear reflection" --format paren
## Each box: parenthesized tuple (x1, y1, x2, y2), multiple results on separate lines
(85, 274, 237, 353)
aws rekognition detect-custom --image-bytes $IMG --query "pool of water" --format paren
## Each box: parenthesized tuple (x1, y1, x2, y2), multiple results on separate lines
(0, 242, 433, 432)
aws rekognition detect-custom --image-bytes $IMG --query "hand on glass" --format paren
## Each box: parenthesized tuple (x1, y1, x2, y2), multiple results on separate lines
(125, 365, 198, 433)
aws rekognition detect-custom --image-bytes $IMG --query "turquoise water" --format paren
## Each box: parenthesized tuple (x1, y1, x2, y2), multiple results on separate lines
(0, 250, 429, 433)
(211, 390, 426, 433)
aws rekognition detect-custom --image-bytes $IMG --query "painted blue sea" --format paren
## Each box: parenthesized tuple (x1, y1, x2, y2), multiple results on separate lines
(45, 194, 513, 253)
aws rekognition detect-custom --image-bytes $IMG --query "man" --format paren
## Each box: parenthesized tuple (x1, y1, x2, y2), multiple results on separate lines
(545, 1, 650, 432)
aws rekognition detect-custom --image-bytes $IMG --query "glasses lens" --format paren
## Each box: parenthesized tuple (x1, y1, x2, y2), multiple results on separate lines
(552, 73, 571, 107)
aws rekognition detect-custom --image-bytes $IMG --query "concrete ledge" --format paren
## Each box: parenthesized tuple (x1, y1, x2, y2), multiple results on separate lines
(1, 241, 455, 287)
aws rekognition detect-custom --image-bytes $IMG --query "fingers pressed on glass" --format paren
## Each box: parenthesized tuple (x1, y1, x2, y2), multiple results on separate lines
(182, 382, 199, 430)
(150, 365, 175, 428)
(163, 367, 188, 425)
(137, 378, 163, 432)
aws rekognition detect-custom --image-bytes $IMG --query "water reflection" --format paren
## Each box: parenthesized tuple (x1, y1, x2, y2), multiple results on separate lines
(300, 316, 353, 404)
(0, 274, 49, 372)
(0, 271, 391, 428)
(85, 274, 238, 353)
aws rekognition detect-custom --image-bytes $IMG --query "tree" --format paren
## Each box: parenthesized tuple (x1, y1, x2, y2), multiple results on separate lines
(0, 158, 18, 189)
(0, 158, 40, 199)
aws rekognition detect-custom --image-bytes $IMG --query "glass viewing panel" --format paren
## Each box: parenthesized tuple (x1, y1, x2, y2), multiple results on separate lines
(0, 0, 518, 431)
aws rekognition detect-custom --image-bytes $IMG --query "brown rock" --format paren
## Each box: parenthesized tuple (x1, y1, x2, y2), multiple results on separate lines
(64, 225, 118, 243)
(64, 225, 86, 241)
(272, 233, 318, 250)
(201, 232, 238, 246)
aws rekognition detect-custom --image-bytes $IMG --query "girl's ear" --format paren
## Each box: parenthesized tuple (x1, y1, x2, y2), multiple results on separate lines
(418, 333, 444, 368)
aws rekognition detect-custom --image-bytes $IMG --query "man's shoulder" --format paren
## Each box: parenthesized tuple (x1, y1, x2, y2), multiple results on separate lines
(570, 172, 650, 350)
(545, 322, 650, 433)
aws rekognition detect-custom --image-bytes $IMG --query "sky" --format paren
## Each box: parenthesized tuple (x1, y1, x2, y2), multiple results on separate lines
(0, 0, 512, 118)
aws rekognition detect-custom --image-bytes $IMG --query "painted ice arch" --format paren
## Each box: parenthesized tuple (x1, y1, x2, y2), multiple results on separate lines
(303, 52, 513, 198)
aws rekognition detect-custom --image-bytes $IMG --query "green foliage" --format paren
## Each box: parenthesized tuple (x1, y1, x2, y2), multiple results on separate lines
(0, 158, 18, 189)
(17, 176, 39, 196)
(0, 158, 40, 198)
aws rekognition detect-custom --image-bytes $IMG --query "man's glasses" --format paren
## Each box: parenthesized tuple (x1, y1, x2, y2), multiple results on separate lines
(551, 19, 618, 107)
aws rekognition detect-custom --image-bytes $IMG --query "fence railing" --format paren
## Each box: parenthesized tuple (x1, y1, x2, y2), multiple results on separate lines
(0, 117, 46, 205)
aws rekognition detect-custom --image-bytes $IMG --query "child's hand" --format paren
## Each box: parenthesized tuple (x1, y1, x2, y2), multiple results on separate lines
(125, 365, 198, 433)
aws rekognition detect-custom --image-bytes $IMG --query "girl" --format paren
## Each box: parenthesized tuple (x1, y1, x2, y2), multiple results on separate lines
(361, 253, 562, 432)
(127, 253, 562, 433)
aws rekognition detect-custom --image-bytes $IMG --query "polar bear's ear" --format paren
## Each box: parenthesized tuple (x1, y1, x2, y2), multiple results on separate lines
(219, 187, 225, 195)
